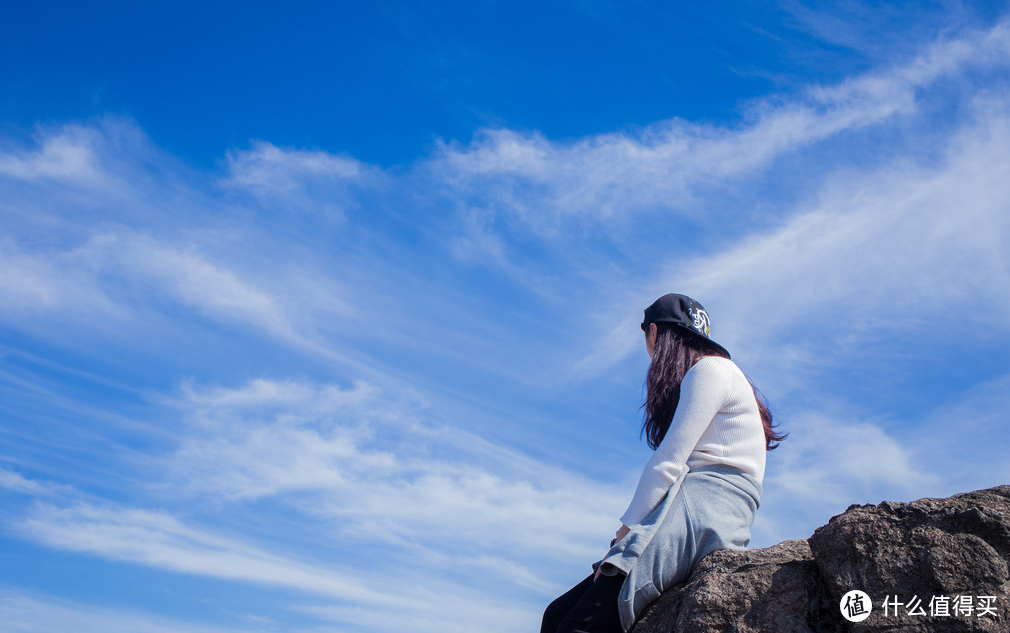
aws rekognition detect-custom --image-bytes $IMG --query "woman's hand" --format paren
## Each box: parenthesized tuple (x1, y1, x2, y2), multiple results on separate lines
(615, 523, 630, 542)
(595, 524, 632, 581)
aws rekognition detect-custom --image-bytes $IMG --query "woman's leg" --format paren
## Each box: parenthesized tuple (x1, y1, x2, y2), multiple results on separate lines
(541, 574, 594, 633)
(550, 573, 624, 633)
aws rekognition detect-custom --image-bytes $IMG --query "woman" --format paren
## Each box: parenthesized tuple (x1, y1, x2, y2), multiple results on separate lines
(541, 293, 785, 633)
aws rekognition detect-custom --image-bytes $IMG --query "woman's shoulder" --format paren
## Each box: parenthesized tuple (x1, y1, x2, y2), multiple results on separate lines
(688, 357, 753, 405)
(690, 355, 742, 376)
(687, 356, 749, 387)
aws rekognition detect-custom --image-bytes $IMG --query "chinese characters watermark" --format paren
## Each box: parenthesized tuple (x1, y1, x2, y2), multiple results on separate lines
(841, 590, 999, 622)
(882, 594, 998, 618)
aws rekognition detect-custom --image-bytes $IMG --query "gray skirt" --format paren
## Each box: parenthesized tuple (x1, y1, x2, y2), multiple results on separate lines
(597, 463, 762, 632)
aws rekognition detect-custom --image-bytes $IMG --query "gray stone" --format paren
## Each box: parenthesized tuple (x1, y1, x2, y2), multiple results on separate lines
(808, 486, 1010, 632)
(633, 539, 844, 633)
(630, 485, 1010, 633)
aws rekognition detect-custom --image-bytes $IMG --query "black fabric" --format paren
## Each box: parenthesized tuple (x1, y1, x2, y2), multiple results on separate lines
(540, 573, 624, 633)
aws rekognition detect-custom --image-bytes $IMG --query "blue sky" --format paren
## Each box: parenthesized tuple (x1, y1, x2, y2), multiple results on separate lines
(2, 1, 1010, 631)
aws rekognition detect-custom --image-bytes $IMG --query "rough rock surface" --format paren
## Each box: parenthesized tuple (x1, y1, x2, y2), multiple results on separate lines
(632, 485, 1010, 633)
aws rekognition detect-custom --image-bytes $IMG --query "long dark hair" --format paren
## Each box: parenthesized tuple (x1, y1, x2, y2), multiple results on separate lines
(642, 323, 786, 451)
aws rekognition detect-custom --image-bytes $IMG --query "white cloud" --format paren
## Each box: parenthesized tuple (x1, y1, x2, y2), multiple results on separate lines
(298, 601, 541, 633)
(0, 240, 77, 312)
(0, 590, 258, 633)
(429, 19, 1010, 231)
(163, 377, 623, 570)
(0, 236, 137, 334)
(0, 123, 368, 363)
(0, 230, 337, 355)
(683, 98, 1010, 355)
(0, 468, 75, 497)
(3, 461, 563, 631)
(910, 372, 1010, 495)
(14, 502, 390, 606)
(751, 371, 1010, 548)
(745, 407, 940, 549)
(117, 236, 302, 341)
(224, 141, 370, 194)
(3, 15, 1009, 633)
(11, 499, 548, 633)
(574, 92, 1010, 380)
(0, 127, 104, 184)
(166, 379, 392, 499)
(768, 410, 935, 505)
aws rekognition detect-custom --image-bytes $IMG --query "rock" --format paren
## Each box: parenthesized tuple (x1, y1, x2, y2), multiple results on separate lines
(808, 486, 1010, 632)
(633, 539, 844, 633)
(631, 485, 1010, 633)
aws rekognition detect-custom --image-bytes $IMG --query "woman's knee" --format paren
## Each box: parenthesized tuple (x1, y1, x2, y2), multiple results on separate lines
(554, 574, 624, 633)
(540, 597, 568, 633)
(541, 575, 595, 633)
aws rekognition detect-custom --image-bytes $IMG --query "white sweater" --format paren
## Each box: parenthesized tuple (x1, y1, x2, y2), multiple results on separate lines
(620, 356, 767, 527)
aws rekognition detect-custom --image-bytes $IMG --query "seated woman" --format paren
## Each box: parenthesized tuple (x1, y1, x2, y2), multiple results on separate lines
(541, 293, 785, 633)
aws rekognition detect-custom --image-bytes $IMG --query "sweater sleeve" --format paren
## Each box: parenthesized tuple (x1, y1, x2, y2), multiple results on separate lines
(619, 357, 731, 527)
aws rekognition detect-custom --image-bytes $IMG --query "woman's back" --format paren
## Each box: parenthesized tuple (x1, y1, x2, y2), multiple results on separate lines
(621, 355, 766, 527)
(680, 356, 766, 479)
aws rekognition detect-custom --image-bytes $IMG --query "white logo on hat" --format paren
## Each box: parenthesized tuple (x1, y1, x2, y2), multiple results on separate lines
(691, 308, 711, 337)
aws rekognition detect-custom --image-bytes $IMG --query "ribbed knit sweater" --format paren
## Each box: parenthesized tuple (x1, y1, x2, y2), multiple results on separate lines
(620, 356, 767, 527)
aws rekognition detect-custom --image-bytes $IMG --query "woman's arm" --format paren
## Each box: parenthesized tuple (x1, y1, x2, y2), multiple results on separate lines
(595, 524, 632, 580)
(619, 357, 731, 527)
(614, 523, 630, 543)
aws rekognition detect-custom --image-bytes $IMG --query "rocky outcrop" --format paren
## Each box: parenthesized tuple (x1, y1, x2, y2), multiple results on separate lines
(632, 485, 1010, 633)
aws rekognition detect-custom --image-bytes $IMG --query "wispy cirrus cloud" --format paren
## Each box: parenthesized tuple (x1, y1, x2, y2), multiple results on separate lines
(679, 97, 1010, 361)
(7, 468, 555, 633)
(14, 501, 390, 606)
(3, 370, 628, 630)
(0, 231, 319, 353)
(115, 236, 305, 343)
(224, 141, 369, 194)
(4, 11, 1010, 633)
(427, 19, 1010, 234)
(0, 467, 75, 497)
(0, 590, 259, 633)
(573, 92, 1010, 382)
(909, 372, 1010, 495)
(0, 125, 104, 184)
(0, 238, 110, 315)
(162, 378, 624, 569)
(751, 370, 1010, 547)
(222, 141, 386, 226)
